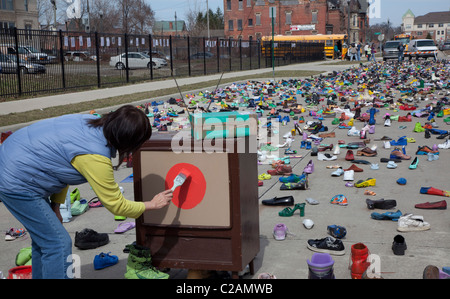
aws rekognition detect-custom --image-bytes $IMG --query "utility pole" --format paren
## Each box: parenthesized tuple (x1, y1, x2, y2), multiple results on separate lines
(175, 11, 177, 36)
(86, 0, 91, 33)
(270, 6, 275, 78)
(206, 0, 210, 39)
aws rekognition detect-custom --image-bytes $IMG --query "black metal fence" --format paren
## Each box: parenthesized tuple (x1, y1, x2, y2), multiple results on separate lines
(0, 28, 325, 98)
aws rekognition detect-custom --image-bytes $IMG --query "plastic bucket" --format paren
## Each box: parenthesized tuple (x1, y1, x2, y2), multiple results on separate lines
(8, 266, 32, 279)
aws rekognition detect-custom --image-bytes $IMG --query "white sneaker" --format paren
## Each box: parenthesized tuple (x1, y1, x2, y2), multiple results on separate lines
(387, 161, 397, 169)
(318, 152, 337, 161)
(347, 127, 360, 136)
(438, 140, 450, 149)
(333, 145, 340, 155)
(343, 170, 354, 181)
(283, 132, 292, 139)
(384, 118, 391, 127)
(384, 141, 391, 149)
(397, 214, 430, 232)
(331, 168, 344, 176)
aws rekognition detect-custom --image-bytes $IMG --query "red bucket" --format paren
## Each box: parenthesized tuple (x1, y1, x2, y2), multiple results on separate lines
(8, 266, 32, 279)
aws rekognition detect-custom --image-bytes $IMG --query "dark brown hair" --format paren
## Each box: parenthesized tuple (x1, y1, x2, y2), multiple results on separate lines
(87, 105, 152, 167)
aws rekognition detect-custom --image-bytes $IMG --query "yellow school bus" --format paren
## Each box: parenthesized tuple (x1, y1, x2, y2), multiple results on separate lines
(394, 34, 411, 51)
(261, 34, 347, 59)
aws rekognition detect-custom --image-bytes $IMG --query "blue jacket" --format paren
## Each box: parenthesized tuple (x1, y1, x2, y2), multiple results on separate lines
(0, 114, 116, 198)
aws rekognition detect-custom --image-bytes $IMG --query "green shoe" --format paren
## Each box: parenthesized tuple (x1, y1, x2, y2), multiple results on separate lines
(414, 122, 425, 132)
(437, 110, 444, 118)
(114, 215, 127, 221)
(124, 244, 169, 279)
(332, 118, 340, 125)
(71, 199, 89, 216)
(15, 247, 32, 266)
(70, 188, 80, 204)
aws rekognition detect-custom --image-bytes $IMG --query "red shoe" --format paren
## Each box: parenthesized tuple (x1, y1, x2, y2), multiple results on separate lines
(345, 150, 355, 161)
(350, 243, 370, 279)
(415, 200, 447, 210)
(267, 165, 292, 176)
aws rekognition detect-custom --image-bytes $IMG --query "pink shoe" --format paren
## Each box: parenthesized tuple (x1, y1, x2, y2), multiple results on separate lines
(303, 160, 314, 174)
(273, 224, 288, 241)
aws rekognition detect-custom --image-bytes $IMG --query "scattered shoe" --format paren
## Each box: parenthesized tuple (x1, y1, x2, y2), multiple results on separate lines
(94, 252, 119, 270)
(318, 152, 337, 161)
(5, 228, 26, 241)
(415, 200, 447, 210)
(75, 228, 109, 250)
(370, 210, 402, 221)
(307, 236, 345, 256)
(397, 214, 430, 232)
(330, 194, 348, 206)
(124, 244, 169, 279)
(114, 222, 136, 234)
(303, 219, 314, 229)
(355, 178, 376, 188)
(71, 198, 89, 216)
(305, 197, 319, 205)
(262, 196, 294, 206)
(327, 225, 347, 239)
(366, 198, 397, 210)
(392, 235, 407, 256)
(273, 223, 289, 241)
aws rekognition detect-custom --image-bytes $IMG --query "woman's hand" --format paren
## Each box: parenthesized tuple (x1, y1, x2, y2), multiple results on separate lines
(144, 189, 173, 210)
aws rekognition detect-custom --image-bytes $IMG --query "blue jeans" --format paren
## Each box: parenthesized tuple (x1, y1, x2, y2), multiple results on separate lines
(0, 191, 72, 279)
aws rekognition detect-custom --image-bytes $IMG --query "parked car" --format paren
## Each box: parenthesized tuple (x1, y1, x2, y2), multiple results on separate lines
(141, 50, 170, 61)
(190, 52, 214, 59)
(140, 51, 167, 67)
(439, 42, 450, 51)
(109, 52, 163, 70)
(382, 40, 402, 61)
(0, 44, 52, 64)
(64, 51, 97, 62)
(0, 53, 46, 74)
(406, 39, 438, 60)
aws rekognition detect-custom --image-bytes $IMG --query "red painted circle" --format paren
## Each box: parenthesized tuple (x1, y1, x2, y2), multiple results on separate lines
(165, 163, 206, 209)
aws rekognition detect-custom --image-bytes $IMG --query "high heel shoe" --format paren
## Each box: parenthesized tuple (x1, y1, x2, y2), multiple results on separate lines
(278, 203, 306, 217)
(409, 157, 419, 169)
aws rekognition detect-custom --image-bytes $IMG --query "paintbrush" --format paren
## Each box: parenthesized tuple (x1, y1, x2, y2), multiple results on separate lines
(170, 168, 191, 192)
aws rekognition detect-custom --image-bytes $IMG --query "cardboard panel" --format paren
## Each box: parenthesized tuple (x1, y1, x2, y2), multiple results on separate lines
(140, 151, 231, 227)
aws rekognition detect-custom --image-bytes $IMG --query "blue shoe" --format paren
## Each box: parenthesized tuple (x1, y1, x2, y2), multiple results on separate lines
(390, 136, 407, 146)
(370, 210, 402, 221)
(327, 225, 347, 239)
(306, 141, 312, 150)
(94, 252, 119, 270)
(279, 174, 305, 183)
(300, 140, 306, 149)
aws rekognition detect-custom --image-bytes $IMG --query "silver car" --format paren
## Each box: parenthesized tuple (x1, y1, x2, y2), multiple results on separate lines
(0, 54, 46, 74)
(382, 41, 402, 61)
(439, 42, 450, 51)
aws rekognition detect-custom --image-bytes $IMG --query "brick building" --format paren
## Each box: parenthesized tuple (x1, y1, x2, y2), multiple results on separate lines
(402, 10, 450, 43)
(223, 0, 369, 43)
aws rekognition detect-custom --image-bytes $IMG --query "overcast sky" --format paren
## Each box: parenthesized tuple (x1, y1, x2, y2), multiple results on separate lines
(148, 0, 450, 27)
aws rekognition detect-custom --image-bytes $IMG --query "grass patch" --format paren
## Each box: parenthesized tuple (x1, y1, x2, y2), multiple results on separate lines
(0, 69, 323, 128)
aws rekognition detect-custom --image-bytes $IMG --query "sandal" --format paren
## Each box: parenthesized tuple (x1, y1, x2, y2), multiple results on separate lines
(364, 190, 376, 196)
(278, 203, 305, 217)
(88, 197, 103, 208)
(114, 222, 136, 234)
